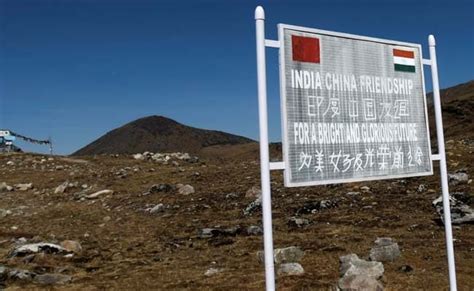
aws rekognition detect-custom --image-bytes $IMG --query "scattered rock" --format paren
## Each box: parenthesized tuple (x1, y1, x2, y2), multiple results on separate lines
(417, 184, 427, 193)
(243, 197, 262, 216)
(277, 263, 304, 276)
(0, 182, 13, 192)
(258, 246, 304, 264)
(432, 194, 474, 224)
(54, 182, 69, 194)
(448, 172, 469, 186)
(14, 183, 33, 191)
(245, 186, 262, 198)
(0, 208, 12, 218)
(398, 265, 413, 273)
(34, 273, 72, 285)
(10, 243, 70, 257)
(178, 184, 195, 195)
(204, 267, 223, 276)
(295, 199, 338, 215)
(246, 225, 263, 236)
(360, 186, 371, 192)
(339, 254, 384, 279)
(133, 153, 145, 160)
(338, 274, 384, 291)
(369, 237, 401, 262)
(8, 268, 35, 281)
(287, 217, 310, 228)
(149, 203, 165, 214)
(60, 240, 82, 254)
(198, 226, 240, 239)
(148, 184, 174, 194)
(86, 189, 114, 199)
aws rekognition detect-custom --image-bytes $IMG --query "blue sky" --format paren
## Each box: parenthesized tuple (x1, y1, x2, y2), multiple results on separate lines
(1, 0, 473, 155)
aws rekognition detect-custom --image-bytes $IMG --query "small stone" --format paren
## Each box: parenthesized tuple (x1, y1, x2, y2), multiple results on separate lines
(15, 183, 33, 191)
(277, 263, 304, 276)
(417, 184, 427, 193)
(86, 189, 113, 199)
(369, 237, 401, 262)
(54, 182, 69, 194)
(103, 216, 111, 222)
(149, 184, 173, 193)
(0, 208, 12, 218)
(360, 186, 371, 192)
(0, 182, 13, 192)
(245, 186, 262, 198)
(6, 161, 14, 166)
(178, 184, 195, 195)
(149, 203, 165, 214)
(34, 273, 72, 285)
(246, 225, 263, 236)
(398, 265, 413, 273)
(243, 197, 262, 216)
(133, 153, 145, 160)
(60, 240, 82, 254)
(204, 267, 223, 276)
(287, 217, 310, 228)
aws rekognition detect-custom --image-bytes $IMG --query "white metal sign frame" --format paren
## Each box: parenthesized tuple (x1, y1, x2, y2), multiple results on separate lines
(255, 5, 457, 291)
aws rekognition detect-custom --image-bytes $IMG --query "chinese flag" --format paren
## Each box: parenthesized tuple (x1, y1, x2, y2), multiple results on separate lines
(292, 35, 320, 63)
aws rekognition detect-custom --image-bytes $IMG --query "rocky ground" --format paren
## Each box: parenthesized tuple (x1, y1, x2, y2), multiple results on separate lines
(0, 140, 473, 290)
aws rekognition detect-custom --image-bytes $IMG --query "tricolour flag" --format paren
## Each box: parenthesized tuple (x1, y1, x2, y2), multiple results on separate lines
(292, 35, 320, 63)
(393, 48, 415, 72)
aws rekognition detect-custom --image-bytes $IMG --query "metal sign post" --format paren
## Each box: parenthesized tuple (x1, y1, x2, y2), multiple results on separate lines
(428, 35, 457, 291)
(255, 5, 456, 291)
(255, 6, 275, 291)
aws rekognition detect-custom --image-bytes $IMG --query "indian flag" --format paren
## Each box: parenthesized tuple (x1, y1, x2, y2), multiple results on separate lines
(393, 48, 415, 72)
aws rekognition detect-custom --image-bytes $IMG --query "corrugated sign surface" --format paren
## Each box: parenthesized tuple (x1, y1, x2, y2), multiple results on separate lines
(279, 25, 432, 187)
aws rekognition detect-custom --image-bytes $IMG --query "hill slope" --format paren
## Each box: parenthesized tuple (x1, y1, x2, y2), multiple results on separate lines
(72, 116, 254, 155)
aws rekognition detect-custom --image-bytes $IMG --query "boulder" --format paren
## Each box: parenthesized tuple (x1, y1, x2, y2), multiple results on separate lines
(340, 254, 384, 279)
(258, 246, 304, 264)
(277, 263, 304, 276)
(10, 243, 70, 257)
(432, 194, 474, 224)
(448, 172, 469, 186)
(369, 237, 401, 262)
(338, 274, 384, 291)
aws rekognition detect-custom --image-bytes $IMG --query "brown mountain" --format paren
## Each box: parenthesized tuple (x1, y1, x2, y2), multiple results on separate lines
(427, 80, 474, 141)
(72, 115, 254, 156)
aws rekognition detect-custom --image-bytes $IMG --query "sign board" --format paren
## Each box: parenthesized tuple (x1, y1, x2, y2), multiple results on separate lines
(279, 24, 433, 187)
